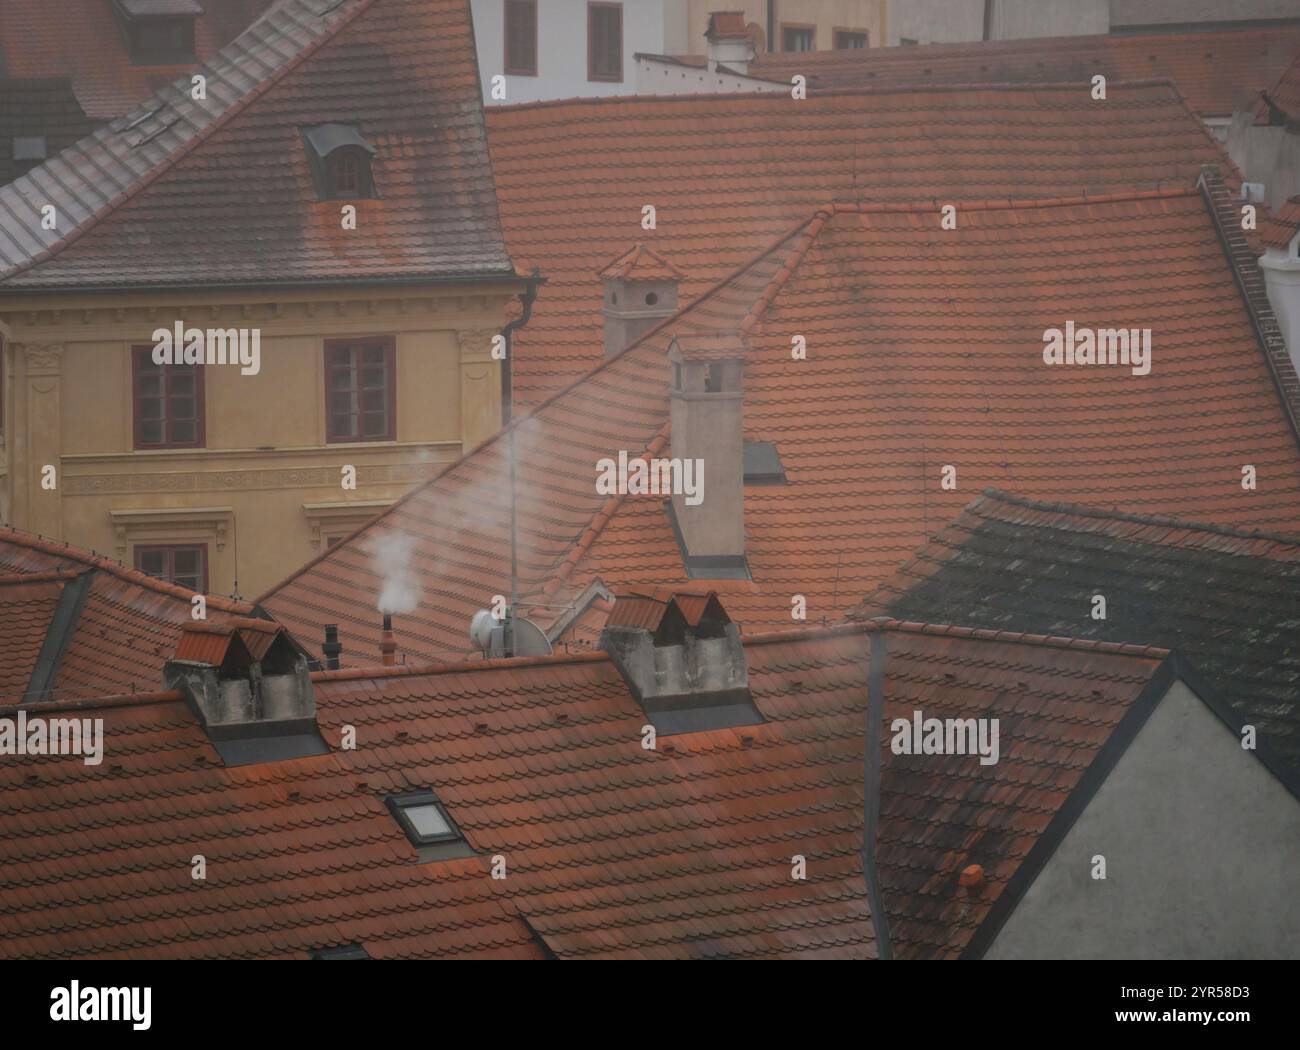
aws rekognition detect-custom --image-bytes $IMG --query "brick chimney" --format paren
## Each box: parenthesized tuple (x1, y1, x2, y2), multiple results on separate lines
(164, 618, 326, 764)
(599, 244, 684, 357)
(598, 591, 761, 734)
(668, 334, 747, 578)
(705, 11, 757, 73)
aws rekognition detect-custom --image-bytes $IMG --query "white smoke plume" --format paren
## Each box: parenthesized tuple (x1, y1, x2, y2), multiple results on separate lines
(365, 529, 422, 615)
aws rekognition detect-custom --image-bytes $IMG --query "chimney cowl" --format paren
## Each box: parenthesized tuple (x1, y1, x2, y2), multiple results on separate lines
(322, 624, 342, 671)
(380, 613, 397, 666)
(598, 591, 762, 735)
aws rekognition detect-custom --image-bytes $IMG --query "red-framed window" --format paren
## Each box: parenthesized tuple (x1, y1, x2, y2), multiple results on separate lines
(325, 337, 396, 443)
(135, 544, 207, 592)
(132, 346, 205, 449)
(588, 3, 623, 82)
(505, 0, 538, 76)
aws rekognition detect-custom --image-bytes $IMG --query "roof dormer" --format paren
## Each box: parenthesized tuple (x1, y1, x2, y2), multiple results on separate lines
(301, 123, 378, 201)
(110, 0, 200, 66)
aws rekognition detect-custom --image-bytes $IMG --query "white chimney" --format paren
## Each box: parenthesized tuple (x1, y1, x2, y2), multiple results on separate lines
(1258, 200, 1300, 373)
(668, 334, 746, 577)
(705, 12, 757, 74)
(598, 244, 683, 358)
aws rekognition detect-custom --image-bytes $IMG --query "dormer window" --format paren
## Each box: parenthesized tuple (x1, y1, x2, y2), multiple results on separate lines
(112, 2, 199, 65)
(301, 124, 378, 200)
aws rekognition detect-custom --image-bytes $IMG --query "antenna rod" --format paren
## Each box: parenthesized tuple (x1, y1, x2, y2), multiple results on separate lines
(500, 276, 540, 657)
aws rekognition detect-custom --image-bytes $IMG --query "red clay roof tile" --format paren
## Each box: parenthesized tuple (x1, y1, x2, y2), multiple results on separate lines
(0, 620, 1172, 958)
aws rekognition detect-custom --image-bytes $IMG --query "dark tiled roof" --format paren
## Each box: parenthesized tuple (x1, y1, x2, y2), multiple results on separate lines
(0, 528, 257, 704)
(1261, 50, 1300, 121)
(486, 82, 1239, 409)
(263, 190, 1300, 664)
(856, 490, 1300, 775)
(0, 620, 1171, 959)
(0, 79, 99, 187)
(0, 0, 273, 119)
(0, 0, 515, 291)
(748, 28, 1300, 118)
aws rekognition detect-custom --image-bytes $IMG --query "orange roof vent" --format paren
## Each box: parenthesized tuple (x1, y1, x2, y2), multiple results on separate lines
(959, 863, 985, 896)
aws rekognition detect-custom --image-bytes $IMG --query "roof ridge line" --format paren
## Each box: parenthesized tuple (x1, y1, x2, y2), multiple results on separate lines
(537, 423, 671, 602)
(0, 525, 254, 611)
(974, 487, 1300, 547)
(312, 647, 613, 684)
(0, 0, 379, 284)
(1197, 165, 1300, 449)
(738, 617, 1170, 659)
(486, 78, 1187, 116)
(0, 689, 183, 717)
(740, 208, 831, 336)
(0, 569, 81, 585)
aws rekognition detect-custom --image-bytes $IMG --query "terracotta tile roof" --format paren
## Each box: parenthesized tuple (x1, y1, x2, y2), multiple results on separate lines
(0, 619, 1175, 959)
(0, 527, 257, 703)
(1261, 195, 1300, 247)
(0, 0, 273, 119)
(263, 189, 1300, 665)
(747, 28, 1300, 119)
(598, 243, 687, 282)
(1260, 51, 1300, 122)
(0, 0, 514, 291)
(486, 82, 1239, 409)
(854, 488, 1300, 777)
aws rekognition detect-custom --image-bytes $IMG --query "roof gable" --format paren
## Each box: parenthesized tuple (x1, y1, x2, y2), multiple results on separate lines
(0, 0, 514, 290)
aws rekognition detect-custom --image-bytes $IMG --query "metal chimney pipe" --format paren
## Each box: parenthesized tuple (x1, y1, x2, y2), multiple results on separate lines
(322, 624, 342, 671)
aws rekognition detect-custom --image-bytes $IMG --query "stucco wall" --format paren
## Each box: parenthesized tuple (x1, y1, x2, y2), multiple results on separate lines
(986, 679, 1300, 959)
(1112, 0, 1300, 29)
(474, 0, 668, 105)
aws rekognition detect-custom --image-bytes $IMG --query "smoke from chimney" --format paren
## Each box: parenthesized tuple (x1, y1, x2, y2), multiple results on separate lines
(364, 530, 422, 615)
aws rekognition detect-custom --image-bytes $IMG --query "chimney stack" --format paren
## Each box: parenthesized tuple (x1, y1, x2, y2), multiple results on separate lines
(598, 244, 684, 358)
(668, 335, 747, 577)
(322, 624, 342, 670)
(705, 12, 757, 74)
(164, 618, 326, 765)
(380, 613, 397, 666)
(599, 591, 761, 734)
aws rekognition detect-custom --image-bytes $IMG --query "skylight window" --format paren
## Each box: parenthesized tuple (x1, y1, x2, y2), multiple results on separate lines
(310, 943, 370, 960)
(386, 790, 471, 858)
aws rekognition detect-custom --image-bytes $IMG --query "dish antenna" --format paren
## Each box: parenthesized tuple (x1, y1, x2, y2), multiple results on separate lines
(469, 609, 552, 658)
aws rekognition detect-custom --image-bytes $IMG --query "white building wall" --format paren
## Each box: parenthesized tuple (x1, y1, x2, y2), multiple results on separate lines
(985, 679, 1300, 959)
(472, 0, 669, 105)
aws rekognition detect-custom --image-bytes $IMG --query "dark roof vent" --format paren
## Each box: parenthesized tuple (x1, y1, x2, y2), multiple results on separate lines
(743, 440, 786, 484)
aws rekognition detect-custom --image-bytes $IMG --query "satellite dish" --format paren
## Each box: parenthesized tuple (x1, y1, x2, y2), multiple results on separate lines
(470, 610, 497, 651)
(469, 611, 553, 658)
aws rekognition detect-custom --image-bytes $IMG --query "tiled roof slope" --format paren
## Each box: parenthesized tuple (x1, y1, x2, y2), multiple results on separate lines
(1261, 51, 1300, 122)
(0, 0, 514, 290)
(264, 190, 1300, 663)
(0, 0, 274, 119)
(0, 527, 256, 703)
(854, 490, 1300, 776)
(0, 79, 99, 187)
(748, 28, 1300, 118)
(485, 82, 1239, 408)
(1261, 196, 1300, 248)
(0, 620, 1171, 959)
